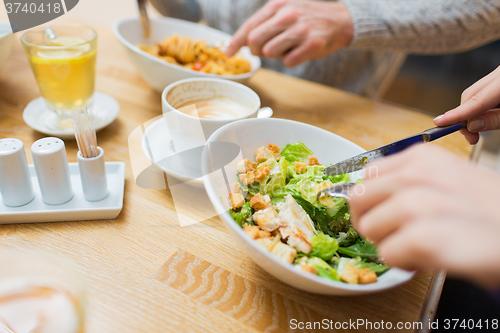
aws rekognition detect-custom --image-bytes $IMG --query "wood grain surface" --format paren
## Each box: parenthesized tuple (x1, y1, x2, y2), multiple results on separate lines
(0, 5, 471, 333)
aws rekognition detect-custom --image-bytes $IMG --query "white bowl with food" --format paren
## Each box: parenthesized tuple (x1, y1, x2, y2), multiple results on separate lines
(113, 17, 261, 91)
(0, 22, 14, 74)
(202, 118, 414, 295)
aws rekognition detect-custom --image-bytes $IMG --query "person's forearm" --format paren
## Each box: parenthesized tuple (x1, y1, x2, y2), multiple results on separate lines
(341, 0, 500, 54)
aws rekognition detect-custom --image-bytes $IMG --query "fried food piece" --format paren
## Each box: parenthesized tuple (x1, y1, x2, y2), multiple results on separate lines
(268, 143, 282, 160)
(254, 164, 270, 182)
(340, 264, 359, 284)
(250, 193, 271, 211)
(271, 242, 297, 264)
(307, 156, 321, 166)
(229, 192, 245, 210)
(239, 171, 255, 185)
(236, 159, 257, 173)
(358, 268, 378, 284)
(252, 207, 284, 232)
(294, 161, 307, 174)
(301, 265, 318, 275)
(255, 147, 271, 163)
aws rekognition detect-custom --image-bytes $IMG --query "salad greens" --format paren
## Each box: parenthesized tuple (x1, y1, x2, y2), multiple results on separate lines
(229, 202, 253, 227)
(229, 142, 388, 284)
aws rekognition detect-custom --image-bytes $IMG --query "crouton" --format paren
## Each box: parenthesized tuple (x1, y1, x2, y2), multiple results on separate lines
(301, 265, 318, 275)
(255, 147, 271, 163)
(268, 143, 282, 160)
(340, 264, 359, 284)
(307, 156, 321, 166)
(229, 192, 245, 210)
(259, 230, 272, 238)
(243, 224, 260, 239)
(271, 242, 297, 264)
(236, 159, 257, 173)
(250, 193, 271, 211)
(239, 171, 255, 185)
(268, 143, 281, 155)
(234, 182, 242, 194)
(358, 268, 378, 284)
(243, 224, 271, 240)
(294, 161, 307, 174)
(255, 237, 276, 251)
(254, 164, 270, 182)
(252, 207, 284, 232)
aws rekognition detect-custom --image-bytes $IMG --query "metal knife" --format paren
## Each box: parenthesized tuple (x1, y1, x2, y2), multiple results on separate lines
(324, 123, 465, 176)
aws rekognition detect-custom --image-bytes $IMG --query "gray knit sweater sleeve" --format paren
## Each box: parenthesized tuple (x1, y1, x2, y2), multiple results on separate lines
(341, 0, 500, 54)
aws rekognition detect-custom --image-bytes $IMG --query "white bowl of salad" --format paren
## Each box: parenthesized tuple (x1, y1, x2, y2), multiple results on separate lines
(202, 118, 414, 295)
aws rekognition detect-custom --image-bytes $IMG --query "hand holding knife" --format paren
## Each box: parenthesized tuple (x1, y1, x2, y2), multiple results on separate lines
(324, 123, 465, 177)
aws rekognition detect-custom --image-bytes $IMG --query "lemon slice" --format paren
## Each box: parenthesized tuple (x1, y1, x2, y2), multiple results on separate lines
(37, 37, 91, 59)
(37, 49, 83, 59)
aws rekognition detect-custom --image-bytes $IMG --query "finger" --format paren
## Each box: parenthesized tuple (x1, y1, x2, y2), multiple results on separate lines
(468, 109, 500, 133)
(433, 77, 500, 126)
(349, 176, 402, 229)
(225, 0, 285, 56)
(283, 37, 325, 67)
(357, 188, 452, 244)
(261, 25, 306, 58)
(247, 9, 299, 57)
(459, 128, 480, 145)
(377, 220, 445, 271)
(460, 65, 500, 104)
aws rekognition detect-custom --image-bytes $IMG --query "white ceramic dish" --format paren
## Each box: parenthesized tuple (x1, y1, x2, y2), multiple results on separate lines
(202, 118, 415, 295)
(0, 22, 14, 74)
(23, 92, 120, 140)
(113, 17, 261, 91)
(0, 162, 125, 224)
(141, 116, 204, 187)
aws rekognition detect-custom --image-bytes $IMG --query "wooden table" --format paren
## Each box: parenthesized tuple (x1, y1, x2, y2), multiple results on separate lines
(0, 7, 471, 333)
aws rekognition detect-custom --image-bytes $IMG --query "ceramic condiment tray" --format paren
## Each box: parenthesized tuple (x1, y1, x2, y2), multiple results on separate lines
(0, 162, 125, 224)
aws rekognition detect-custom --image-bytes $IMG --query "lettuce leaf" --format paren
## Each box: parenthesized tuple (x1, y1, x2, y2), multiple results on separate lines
(281, 141, 313, 162)
(356, 261, 390, 275)
(309, 233, 338, 261)
(307, 257, 340, 281)
(292, 195, 350, 237)
(229, 202, 253, 227)
(324, 173, 349, 185)
(337, 238, 377, 258)
(336, 226, 358, 247)
(336, 257, 389, 276)
(261, 157, 288, 196)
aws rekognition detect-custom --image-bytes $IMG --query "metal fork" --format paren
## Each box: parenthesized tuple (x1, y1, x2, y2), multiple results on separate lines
(137, 0, 151, 38)
(317, 183, 357, 201)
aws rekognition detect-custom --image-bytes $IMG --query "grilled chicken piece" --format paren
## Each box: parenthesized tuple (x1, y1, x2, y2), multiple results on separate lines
(252, 207, 285, 232)
(277, 195, 314, 254)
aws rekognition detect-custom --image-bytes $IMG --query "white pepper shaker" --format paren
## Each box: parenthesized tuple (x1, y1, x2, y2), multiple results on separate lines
(0, 138, 35, 207)
(31, 137, 73, 205)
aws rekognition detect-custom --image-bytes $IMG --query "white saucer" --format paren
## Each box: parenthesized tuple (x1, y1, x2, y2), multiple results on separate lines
(23, 92, 120, 140)
(141, 117, 204, 187)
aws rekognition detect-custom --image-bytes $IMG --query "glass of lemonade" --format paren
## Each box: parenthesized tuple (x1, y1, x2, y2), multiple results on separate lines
(21, 24, 97, 125)
(0, 251, 86, 333)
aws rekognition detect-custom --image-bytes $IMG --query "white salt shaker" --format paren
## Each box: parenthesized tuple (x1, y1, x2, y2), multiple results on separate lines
(77, 146, 108, 201)
(0, 138, 35, 207)
(31, 137, 74, 205)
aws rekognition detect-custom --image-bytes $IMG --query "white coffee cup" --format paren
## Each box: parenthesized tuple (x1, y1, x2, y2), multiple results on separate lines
(162, 78, 272, 153)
